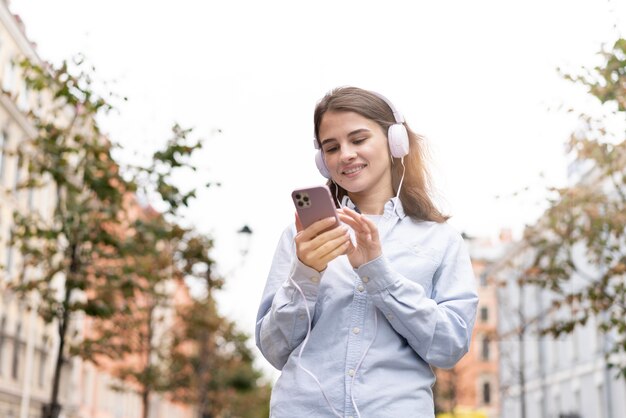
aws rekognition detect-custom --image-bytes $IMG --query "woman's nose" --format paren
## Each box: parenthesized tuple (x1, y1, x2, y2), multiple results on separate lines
(340, 145, 357, 161)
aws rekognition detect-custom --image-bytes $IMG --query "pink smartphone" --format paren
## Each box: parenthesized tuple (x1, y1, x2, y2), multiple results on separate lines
(292, 185, 340, 231)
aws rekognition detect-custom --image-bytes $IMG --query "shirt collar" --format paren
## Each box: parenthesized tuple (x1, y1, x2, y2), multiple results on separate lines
(340, 195, 407, 219)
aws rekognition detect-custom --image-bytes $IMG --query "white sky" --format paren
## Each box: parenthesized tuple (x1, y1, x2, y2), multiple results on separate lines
(8, 0, 625, 378)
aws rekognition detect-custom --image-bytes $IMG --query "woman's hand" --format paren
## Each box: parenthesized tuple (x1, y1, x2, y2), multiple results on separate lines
(295, 214, 352, 272)
(338, 207, 382, 268)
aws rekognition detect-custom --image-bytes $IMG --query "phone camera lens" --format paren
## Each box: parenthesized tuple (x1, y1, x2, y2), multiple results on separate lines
(297, 201, 303, 207)
(303, 196, 309, 202)
(295, 194, 301, 199)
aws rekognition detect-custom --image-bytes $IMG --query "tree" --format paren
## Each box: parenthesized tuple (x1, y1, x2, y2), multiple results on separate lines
(10, 56, 131, 418)
(522, 38, 626, 377)
(9, 56, 204, 418)
(92, 123, 204, 418)
(167, 230, 271, 418)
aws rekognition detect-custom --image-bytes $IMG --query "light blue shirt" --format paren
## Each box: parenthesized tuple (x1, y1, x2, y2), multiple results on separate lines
(255, 197, 478, 417)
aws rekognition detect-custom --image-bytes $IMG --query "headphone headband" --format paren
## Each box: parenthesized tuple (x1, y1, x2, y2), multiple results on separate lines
(369, 91, 405, 124)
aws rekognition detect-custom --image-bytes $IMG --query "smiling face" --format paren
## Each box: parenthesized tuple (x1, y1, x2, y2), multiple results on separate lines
(318, 110, 394, 203)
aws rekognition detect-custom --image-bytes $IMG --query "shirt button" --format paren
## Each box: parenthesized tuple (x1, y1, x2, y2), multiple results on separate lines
(298, 314, 306, 320)
(362, 276, 369, 283)
(310, 276, 319, 283)
(348, 369, 355, 377)
(352, 327, 360, 335)
(357, 285, 364, 292)
(387, 313, 394, 321)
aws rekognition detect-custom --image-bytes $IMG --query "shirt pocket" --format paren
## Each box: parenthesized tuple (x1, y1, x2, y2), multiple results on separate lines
(383, 240, 442, 296)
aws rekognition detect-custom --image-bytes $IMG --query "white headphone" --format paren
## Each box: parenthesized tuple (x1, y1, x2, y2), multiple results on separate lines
(314, 91, 410, 179)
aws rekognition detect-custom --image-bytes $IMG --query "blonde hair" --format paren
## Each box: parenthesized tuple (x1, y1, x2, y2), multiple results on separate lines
(313, 86, 448, 223)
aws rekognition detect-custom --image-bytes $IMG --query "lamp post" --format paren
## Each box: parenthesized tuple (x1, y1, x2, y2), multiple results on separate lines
(196, 224, 252, 418)
(236, 224, 253, 258)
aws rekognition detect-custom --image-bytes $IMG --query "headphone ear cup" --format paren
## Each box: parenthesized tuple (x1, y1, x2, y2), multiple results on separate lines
(388, 123, 409, 158)
(315, 149, 331, 178)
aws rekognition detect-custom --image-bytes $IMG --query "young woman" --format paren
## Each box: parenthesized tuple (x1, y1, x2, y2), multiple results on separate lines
(255, 86, 478, 417)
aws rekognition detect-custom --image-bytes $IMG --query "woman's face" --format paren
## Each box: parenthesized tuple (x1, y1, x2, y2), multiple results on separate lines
(318, 110, 393, 198)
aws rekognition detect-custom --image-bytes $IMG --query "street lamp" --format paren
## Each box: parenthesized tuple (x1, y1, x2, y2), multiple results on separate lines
(237, 224, 253, 258)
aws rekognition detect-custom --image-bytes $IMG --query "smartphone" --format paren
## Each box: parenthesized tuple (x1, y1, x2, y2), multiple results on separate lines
(292, 185, 340, 232)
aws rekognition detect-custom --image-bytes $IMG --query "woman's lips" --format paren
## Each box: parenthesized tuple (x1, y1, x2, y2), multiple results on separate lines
(341, 164, 367, 177)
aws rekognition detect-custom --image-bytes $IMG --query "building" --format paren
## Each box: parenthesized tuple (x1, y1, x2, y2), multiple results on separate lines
(435, 231, 509, 418)
(493, 239, 626, 418)
(1, 2, 194, 417)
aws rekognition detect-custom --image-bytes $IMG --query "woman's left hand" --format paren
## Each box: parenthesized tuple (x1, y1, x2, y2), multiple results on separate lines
(338, 207, 382, 268)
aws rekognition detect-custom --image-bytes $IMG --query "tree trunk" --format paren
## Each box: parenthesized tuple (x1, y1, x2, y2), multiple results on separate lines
(518, 284, 527, 418)
(42, 286, 71, 418)
(142, 300, 155, 418)
(142, 389, 150, 418)
(196, 328, 210, 418)
(196, 270, 214, 418)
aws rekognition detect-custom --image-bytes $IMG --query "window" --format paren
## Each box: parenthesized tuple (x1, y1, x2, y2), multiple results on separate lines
(28, 188, 35, 211)
(481, 335, 490, 361)
(597, 383, 605, 418)
(12, 322, 21, 379)
(38, 336, 48, 387)
(5, 243, 14, 277)
(14, 153, 22, 192)
(479, 272, 488, 287)
(482, 381, 491, 405)
(2, 61, 15, 92)
(17, 83, 29, 111)
(0, 129, 6, 183)
(0, 316, 6, 375)
(480, 306, 489, 322)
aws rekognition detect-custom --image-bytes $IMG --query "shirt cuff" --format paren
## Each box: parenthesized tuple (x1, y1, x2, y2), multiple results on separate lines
(355, 255, 396, 293)
(287, 259, 324, 300)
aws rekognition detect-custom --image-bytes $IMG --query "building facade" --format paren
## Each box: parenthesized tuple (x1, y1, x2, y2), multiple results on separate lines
(435, 231, 508, 418)
(1, 2, 194, 417)
(493, 241, 626, 418)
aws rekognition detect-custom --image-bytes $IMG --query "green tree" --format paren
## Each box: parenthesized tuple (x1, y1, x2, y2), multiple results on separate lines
(168, 230, 271, 418)
(523, 38, 626, 377)
(9, 56, 203, 418)
(68, 123, 205, 418)
(10, 56, 131, 418)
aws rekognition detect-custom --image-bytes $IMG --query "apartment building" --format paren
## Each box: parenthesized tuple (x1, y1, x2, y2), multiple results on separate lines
(0, 2, 194, 417)
(435, 232, 508, 418)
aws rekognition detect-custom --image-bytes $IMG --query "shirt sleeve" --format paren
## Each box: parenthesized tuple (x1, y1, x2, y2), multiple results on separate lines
(255, 225, 325, 370)
(357, 229, 478, 369)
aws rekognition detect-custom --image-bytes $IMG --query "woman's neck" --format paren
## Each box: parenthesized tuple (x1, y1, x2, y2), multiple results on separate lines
(348, 189, 393, 215)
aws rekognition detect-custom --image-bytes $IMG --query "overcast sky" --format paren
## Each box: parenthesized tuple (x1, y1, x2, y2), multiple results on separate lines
(9, 0, 625, 378)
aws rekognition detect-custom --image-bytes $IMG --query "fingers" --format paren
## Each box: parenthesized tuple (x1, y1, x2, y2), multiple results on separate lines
(358, 214, 380, 242)
(298, 216, 338, 240)
(296, 226, 351, 271)
(313, 232, 352, 263)
(297, 222, 349, 254)
(337, 212, 363, 233)
(338, 208, 379, 241)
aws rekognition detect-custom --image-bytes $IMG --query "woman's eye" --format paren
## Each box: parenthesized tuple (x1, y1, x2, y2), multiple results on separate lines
(324, 146, 338, 153)
(353, 138, 366, 144)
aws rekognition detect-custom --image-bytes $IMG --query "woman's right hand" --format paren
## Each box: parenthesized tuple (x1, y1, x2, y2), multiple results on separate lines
(294, 214, 352, 272)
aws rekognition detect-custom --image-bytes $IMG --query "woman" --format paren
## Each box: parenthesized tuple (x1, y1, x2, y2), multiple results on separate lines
(255, 86, 478, 417)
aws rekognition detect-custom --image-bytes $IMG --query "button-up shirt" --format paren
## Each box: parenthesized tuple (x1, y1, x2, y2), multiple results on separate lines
(255, 197, 478, 417)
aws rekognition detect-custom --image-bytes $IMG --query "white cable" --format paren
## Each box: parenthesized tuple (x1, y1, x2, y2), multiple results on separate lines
(332, 180, 343, 209)
(289, 276, 343, 418)
(350, 306, 378, 418)
(392, 157, 406, 214)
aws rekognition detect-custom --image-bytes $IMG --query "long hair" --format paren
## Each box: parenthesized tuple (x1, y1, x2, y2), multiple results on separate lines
(313, 86, 449, 223)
